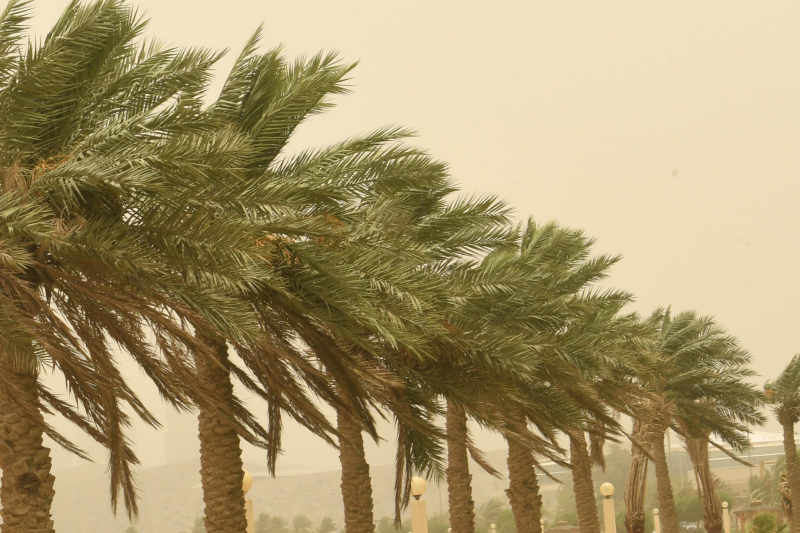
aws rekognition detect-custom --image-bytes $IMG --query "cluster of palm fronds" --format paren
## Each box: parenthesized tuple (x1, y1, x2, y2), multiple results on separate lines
(0, 3, 782, 533)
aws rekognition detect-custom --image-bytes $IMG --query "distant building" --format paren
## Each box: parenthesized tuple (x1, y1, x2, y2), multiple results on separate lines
(671, 431, 785, 489)
(531, 430, 788, 510)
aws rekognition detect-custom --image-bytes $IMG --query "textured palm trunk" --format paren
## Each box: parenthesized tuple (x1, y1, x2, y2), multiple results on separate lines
(337, 407, 375, 533)
(569, 431, 601, 533)
(446, 400, 476, 533)
(782, 422, 800, 533)
(505, 410, 542, 533)
(685, 434, 722, 533)
(0, 370, 56, 533)
(649, 427, 679, 533)
(624, 420, 649, 533)
(195, 331, 248, 533)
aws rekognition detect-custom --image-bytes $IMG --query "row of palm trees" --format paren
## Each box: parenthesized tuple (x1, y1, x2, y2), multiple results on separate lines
(0, 3, 794, 533)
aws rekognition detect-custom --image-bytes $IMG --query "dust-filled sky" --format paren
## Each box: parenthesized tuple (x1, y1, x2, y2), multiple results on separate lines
(29, 1, 800, 472)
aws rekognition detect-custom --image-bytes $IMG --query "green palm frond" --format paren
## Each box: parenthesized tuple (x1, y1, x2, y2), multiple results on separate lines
(766, 354, 800, 425)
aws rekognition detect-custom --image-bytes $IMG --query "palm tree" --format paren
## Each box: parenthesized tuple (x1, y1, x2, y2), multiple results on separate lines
(561, 306, 651, 533)
(321, 183, 522, 533)
(496, 222, 635, 533)
(631, 309, 761, 533)
(677, 386, 764, 533)
(623, 420, 651, 533)
(181, 26, 495, 533)
(765, 354, 800, 533)
(293, 515, 314, 533)
(256, 514, 289, 533)
(0, 1, 276, 529)
(317, 517, 338, 533)
(432, 220, 635, 533)
(446, 398, 480, 533)
(188, 38, 356, 533)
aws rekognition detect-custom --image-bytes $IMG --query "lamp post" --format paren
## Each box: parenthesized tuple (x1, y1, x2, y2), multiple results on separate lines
(600, 482, 616, 533)
(243, 470, 255, 533)
(653, 509, 660, 533)
(410, 477, 429, 533)
(722, 502, 731, 533)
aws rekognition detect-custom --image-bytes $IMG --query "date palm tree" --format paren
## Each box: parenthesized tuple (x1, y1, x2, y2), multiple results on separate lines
(631, 309, 761, 533)
(0, 1, 285, 529)
(559, 308, 661, 533)
(623, 419, 651, 533)
(500, 222, 638, 533)
(305, 173, 525, 533)
(765, 355, 800, 533)
(179, 26, 498, 533)
(676, 386, 764, 533)
(313, 190, 595, 533)
(564, 309, 651, 533)
(431, 220, 638, 533)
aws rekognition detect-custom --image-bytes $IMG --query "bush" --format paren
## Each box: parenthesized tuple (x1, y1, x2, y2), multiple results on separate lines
(751, 511, 780, 533)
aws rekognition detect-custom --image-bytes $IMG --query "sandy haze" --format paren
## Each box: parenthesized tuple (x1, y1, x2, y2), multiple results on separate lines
(24, 1, 800, 477)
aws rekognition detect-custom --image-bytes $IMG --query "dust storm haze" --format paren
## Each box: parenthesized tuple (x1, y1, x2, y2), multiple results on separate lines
(17, 1, 800, 530)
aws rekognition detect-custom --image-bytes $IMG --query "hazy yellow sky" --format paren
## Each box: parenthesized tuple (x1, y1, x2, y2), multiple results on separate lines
(31, 1, 800, 469)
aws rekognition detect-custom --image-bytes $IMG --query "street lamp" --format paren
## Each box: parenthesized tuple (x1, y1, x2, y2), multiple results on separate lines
(722, 502, 731, 533)
(599, 483, 616, 533)
(411, 476, 427, 499)
(243, 470, 255, 533)
(410, 477, 429, 533)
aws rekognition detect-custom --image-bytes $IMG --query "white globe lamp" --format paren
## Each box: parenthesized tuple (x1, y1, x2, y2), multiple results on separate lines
(410, 476, 427, 500)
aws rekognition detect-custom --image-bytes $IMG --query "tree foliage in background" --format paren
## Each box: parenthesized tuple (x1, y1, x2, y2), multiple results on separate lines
(751, 511, 788, 533)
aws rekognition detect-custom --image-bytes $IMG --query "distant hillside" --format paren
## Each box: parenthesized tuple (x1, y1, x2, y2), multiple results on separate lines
(48, 450, 518, 533)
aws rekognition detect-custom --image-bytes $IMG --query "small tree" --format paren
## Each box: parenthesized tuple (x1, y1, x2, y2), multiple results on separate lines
(317, 517, 337, 533)
(751, 512, 788, 533)
(257, 514, 289, 533)
(293, 515, 314, 533)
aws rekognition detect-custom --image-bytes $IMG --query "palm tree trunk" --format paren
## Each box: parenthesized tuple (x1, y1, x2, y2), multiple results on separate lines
(0, 369, 56, 533)
(446, 399, 476, 533)
(505, 411, 542, 533)
(624, 420, 649, 533)
(649, 426, 679, 533)
(569, 430, 601, 533)
(337, 407, 375, 533)
(685, 434, 722, 533)
(195, 331, 248, 533)
(782, 422, 800, 533)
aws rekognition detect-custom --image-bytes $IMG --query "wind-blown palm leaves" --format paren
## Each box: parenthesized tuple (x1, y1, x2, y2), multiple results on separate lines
(677, 390, 764, 533)
(560, 306, 650, 533)
(486, 222, 634, 533)
(765, 355, 800, 533)
(174, 24, 498, 533)
(280, 163, 523, 533)
(0, 0, 290, 528)
(628, 309, 765, 533)
(0, 3, 772, 533)
(424, 220, 639, 533)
